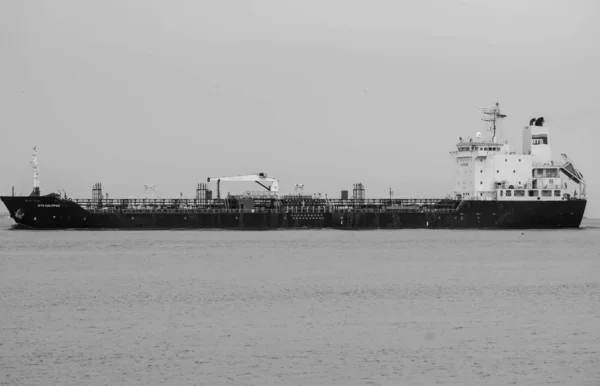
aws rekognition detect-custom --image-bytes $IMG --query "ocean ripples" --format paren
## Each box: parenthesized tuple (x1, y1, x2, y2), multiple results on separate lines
(1, 227, 599, 385)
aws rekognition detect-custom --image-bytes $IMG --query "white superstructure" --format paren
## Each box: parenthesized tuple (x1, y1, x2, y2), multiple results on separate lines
(450, 103, 586, 201)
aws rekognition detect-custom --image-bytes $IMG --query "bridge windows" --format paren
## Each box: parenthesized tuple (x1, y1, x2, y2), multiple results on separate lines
(554, 190, 561, 197)
(501, 189, 551, 199)
(534, 168, 559, 178)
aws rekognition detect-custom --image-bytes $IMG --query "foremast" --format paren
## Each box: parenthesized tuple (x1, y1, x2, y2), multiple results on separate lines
(30, 146, 40, 197)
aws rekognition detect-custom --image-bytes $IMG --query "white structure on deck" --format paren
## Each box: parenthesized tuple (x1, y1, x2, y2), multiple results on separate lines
(450, 103, 586, 201)
(207, 173, 279, 199)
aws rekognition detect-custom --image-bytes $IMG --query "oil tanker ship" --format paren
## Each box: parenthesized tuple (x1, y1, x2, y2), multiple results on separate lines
(1, 104, 587, 230)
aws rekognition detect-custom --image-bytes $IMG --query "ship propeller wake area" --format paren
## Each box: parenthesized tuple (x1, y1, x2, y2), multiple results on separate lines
(560, 153, 585, 185)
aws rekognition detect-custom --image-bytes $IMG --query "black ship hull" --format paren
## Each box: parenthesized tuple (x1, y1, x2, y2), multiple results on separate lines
(1, 195, 587, 230)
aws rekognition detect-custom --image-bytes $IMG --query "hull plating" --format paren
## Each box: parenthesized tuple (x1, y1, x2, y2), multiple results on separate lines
(1, 196, 587, 230)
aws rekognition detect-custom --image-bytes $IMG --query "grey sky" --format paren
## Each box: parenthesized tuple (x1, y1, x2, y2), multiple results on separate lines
(1, 0, 599, 216)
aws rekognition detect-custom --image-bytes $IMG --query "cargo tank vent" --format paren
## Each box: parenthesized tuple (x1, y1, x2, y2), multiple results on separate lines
(92, 183, 103, 205)
(352, 183, 365, 200)
(196, 183, 210, 201)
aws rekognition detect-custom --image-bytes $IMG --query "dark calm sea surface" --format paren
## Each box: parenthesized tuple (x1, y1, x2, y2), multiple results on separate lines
(1, 218, 599, 385)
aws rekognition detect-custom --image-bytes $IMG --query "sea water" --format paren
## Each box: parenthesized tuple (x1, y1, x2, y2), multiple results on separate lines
(1, 218, 599, 385)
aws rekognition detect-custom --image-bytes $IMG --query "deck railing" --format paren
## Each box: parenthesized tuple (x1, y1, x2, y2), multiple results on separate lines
(70, 196, 461, 215)
(84, 208, 458, 215)
(73, 197, 454, 208)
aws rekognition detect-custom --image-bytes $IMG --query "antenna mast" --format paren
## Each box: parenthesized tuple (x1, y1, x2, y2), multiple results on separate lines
(480, 102, 507, 143)
(144, 184, 157, 199)
(30, 146, 40, 196)
(294, 184, 305, 196)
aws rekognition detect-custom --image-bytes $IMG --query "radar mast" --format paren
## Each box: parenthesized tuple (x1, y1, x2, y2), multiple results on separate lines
(480, 102, 507, 143)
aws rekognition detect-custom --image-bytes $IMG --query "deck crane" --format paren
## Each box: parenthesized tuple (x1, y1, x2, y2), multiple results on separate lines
(207, 173, 279, 199)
